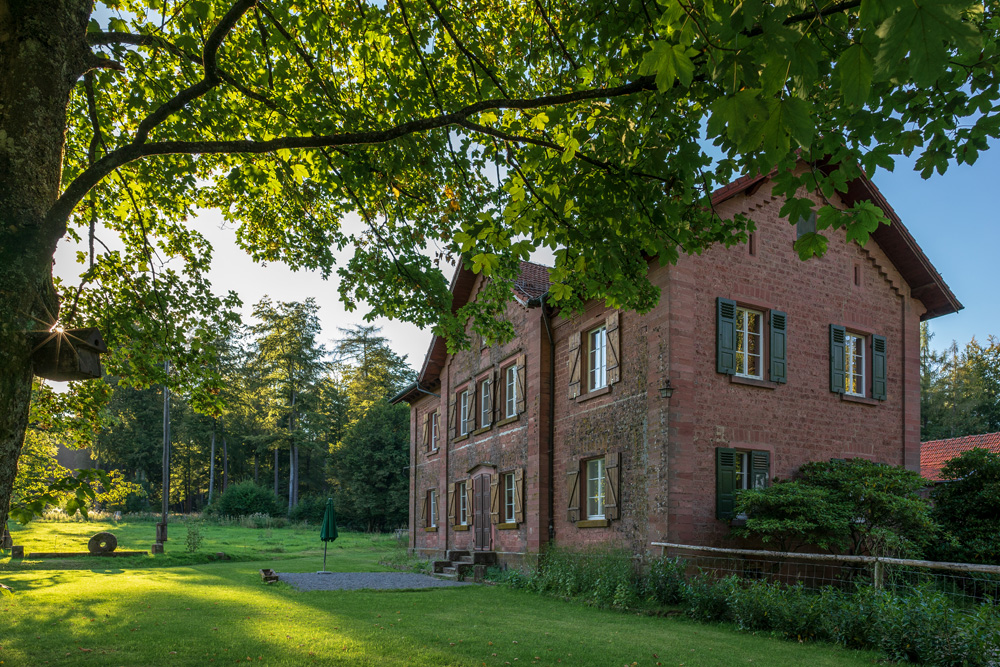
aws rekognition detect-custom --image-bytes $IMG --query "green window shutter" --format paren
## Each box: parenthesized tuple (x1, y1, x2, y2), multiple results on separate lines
(872, 335, 887, 400)
(829, 324, 846, 393)
(750, 450, 770, 490)
(769, 310, 788, 384)
(716, 447, 737, 520)
(717, 298, 737, 375)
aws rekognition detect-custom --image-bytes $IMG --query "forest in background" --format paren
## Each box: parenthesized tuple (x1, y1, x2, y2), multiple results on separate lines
(14, 297, 414, 532)
(922, 322, 1000, 442)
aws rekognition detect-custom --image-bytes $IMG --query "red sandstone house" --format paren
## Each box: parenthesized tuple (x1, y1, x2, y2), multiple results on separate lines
(392, 168, 961, 567)
(921, 432, 1000, 482)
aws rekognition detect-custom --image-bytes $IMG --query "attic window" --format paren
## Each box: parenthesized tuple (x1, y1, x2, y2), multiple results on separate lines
(796, 212, 816, 239)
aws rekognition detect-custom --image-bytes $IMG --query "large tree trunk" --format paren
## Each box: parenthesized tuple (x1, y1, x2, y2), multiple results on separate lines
(0, 0, 93, 530)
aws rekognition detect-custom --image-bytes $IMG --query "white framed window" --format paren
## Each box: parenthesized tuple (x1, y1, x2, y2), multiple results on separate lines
(457, 481, 468, 525)
(504, 472, 516, 523)
(505, 364, 518, 418)
(430, 411, 439, 449)
(586, 457, 605, 519)
(428, 489, 437, 527)
(734, 307, 763, 379)
(459, 389, 470, 435)
(480, 378, 492, 428)
(734, 451, 749, 490)
(845, 333, 865, 396)
(588, 325, 607, 391)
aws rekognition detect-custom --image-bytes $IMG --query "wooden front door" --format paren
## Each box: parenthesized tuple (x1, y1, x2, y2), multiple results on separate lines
(473, 473, 491, 551)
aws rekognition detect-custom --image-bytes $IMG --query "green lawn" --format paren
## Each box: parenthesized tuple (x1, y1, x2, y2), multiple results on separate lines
(0, 521, 883, 666)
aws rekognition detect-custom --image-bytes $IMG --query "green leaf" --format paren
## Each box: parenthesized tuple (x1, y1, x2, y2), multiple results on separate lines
(838, 44, 874, 106)
(779, 197, 814, 224)
(793, 232, 829, 260)
(639, 41, 696, 92)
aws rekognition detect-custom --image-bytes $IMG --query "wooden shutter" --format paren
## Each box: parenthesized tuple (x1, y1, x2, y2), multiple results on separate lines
(872, 335, 887, 401)
(466, 479, 474, 525)
(448, 395, 457, 440)
(514, 468, 525, 523)
(717, 298, 737, 375)
(604, 451, 621, 520)
(830, 324, 846, 393)
(769, 310, 788, 384)
(566, 467, 580, 522)
(516, 354, 526, 413)
(447, 482, 456, 526)
(490, 369, 506, 424)
(606, 311, 621, 385)
(751, 450, 770, 490)
(420, 491, 428, 527)
(716, 447, 737, 520)
(489, 475, 500, 524)
(568, 332, 582, 399)
(421, 413, 429, 451)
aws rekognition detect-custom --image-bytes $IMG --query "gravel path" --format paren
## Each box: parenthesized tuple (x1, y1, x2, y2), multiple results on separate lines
(276, 572, 474, 591)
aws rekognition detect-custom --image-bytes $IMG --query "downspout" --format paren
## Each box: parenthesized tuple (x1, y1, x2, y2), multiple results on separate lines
(528, 292, 556, 542)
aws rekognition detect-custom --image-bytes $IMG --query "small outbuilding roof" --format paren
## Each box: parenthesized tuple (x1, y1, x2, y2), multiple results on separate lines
(921, 432, 1000, 481)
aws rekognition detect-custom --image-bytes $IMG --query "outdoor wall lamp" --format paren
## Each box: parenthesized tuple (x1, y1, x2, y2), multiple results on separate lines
(658, 378, 675, 399)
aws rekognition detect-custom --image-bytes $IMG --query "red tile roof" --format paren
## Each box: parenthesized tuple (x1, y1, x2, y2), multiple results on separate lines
(513, 260, 551, 302)
(392, 260, 550, 403)
(921, 432, 1000, 481)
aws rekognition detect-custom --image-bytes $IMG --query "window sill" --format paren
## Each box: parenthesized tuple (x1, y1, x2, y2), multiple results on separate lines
(576, 385, 611, 403)
(453, 434, 469, 444)
(424, 527, 437, 532)
(453, 525, 469, 531)
(426, 447, 440, 456)
(497, 522, 518, 530)
(496, 414, 519, 427)
(840, 393, 879, 406)
(472, 425, 492, 436)
(576, 519, 610, 528)
(729, 375, 778, 390)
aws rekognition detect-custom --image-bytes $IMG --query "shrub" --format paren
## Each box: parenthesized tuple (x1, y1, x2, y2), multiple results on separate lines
(214, 481, 282, 518)
(185, 523, 204, 553)
(516, 545, 642, 609)
(643, 555, 687, 605)
(733, 458, 940, 557)
(871, 584, 1000, 667)
(289, 495, 328, 524)
(929, 448, 1000, 565)
(683, 574, 735, 623)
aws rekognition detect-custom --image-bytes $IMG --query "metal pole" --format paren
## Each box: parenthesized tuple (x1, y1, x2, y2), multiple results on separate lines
(155, 359, 171, 551)
(323, 541, 328, 572)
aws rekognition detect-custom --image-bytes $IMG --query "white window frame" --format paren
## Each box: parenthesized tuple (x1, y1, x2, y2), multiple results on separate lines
(588, 325, 607, 391)
(586, 457, 605, 519)
(430, 411, 439, 449)
(457, 481, 468, 525)
(459, 389, 470, 435)
(734, 451, 749, 490)
(480, 378, 492, 428)
(734, 306, 764, 380)
(505, 364, 518, 418)
(845, 333, 866, 397)
(504, 472, 516, 523)
(428, 489, 437, 527)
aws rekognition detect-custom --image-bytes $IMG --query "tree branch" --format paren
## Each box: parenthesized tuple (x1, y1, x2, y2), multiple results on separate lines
(48, 75, 656, 235)
(133, 0, 256, 144)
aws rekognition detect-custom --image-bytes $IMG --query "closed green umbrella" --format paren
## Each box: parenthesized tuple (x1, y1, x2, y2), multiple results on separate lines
(318, 497, 338, 574)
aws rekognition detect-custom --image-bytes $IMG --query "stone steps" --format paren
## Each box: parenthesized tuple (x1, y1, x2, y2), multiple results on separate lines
(432, 551, 497, 581)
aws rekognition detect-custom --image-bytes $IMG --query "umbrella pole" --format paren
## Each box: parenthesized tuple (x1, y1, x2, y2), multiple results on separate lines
(323, 541, 328, 572)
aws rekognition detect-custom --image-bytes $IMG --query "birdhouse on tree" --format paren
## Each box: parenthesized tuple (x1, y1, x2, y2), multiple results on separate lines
(30, 327, 108, 382)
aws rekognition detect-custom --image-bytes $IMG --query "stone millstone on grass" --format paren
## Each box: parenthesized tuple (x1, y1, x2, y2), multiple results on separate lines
(87, 532, 118, 554)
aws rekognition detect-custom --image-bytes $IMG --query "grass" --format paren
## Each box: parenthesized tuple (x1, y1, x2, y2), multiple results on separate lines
(0, 521, 883, 666)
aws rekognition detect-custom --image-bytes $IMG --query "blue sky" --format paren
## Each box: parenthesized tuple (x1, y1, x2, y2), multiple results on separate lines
(870, 147, 1000, 351)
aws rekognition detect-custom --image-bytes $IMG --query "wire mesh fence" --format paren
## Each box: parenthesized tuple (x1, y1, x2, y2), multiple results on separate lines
(652, 542, 1000, 609)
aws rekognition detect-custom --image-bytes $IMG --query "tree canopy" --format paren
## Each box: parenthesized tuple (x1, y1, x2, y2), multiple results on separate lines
(1, 0, 998, 530)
